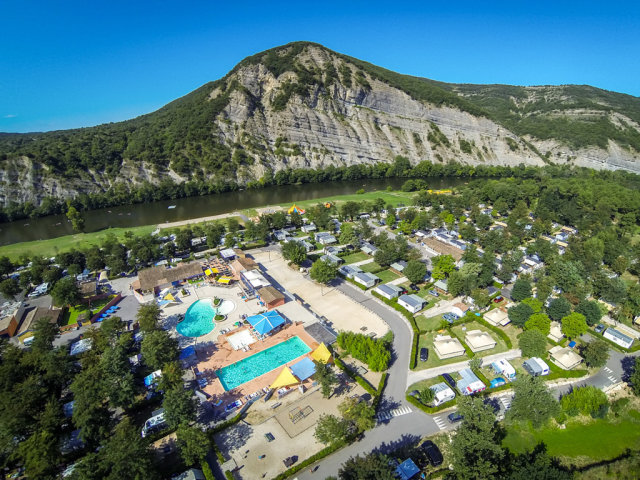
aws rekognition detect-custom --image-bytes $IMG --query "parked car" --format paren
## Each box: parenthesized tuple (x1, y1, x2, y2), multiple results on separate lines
(420, 348, 429, 362)
(442, 373, 457, 389)
(594, 323, 605, 333)
(409, 284, 420, 292)
(428, 289, 439, 297)
(493, 296, 504, 303)
(421, 440, 443, 466)
(447, 412, 464, 423)
(283, 456, 298, 467)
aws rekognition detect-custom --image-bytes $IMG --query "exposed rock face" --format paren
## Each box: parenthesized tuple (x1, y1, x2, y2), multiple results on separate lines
(1, 42, 639, 207)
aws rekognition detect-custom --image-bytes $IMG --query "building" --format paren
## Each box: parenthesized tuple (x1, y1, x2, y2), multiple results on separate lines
(315, 232, 337, 245)
(451, 302, 469, 317)
(429, 382, 456, 406)
(457, 368, 486, 395)
(465, 330, 497, 353)
(136, 262, 204, 293)
(483, 308, 510, 327)
(301, 223, 317, 233)
(257, 286, 286, 310)
(547, 321, 565, 343)
(353, 272, 380, 288)
(0, 302, 22, 338)
(339, 264, 363, 279)
(219, 248, 237, 260)
(230, 256, 258, 273)
(397, 294, 426, 314)
(320, 254, 343, 266)
(16, 306, 62, 342)
(390, 260, 408, 272)
(603, 327, 634, 349)
(523, 357, 550, 376)
(360, 242, 378, 255)
(373, 283, 404, 300)
(273, 230, 290, 241)
(395, 458, 420, 480)
(240, 269, 271, 294)
(433, 279, 448, 294)
(433, 334, 466, 359)
(549, 345, 583, 370)
(491, 359, 516, 380)
(69, 338, 92, 356)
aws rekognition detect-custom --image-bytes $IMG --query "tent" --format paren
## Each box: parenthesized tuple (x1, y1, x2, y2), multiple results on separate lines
(288, 204, 306, 215)
(164, 293, 176, 301)
(289, 357, 316, 382)
(246, 311, 286, 335)
(270, 367, 299, 389)
(310, 343, 332, 364)
(98, 271, 109, 283)
(217, 277, 232, 284)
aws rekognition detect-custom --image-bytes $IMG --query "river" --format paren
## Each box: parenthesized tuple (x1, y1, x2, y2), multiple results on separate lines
(0, 177, 466, 246)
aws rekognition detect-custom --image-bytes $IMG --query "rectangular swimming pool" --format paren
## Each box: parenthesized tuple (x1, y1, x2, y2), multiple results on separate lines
(216, 336, 311, 391)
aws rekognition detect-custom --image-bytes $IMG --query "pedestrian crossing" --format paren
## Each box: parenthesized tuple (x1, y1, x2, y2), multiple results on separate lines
(603, 366, 619, 384)
(376, 405, 412, 421)
(432, 415, 447, 430)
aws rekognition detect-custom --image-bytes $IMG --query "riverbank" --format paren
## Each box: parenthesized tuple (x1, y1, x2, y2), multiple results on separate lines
(0, 188, 417, 260)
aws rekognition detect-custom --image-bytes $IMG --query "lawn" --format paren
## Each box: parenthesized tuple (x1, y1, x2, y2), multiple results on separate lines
(61, 296, 115, 326)
(341, 251, 370, 264)
(450, 320, 509, 358)
(276, 189, 416, 211)
(376, 269, 401, 283)
(503, 413, 640, 462)
(407, 376, 447, 393)
(360, 261, 383, 273)
(0, 224, 157, 261)
(416, 314, 447, 332)
(414, 331, 470, 370)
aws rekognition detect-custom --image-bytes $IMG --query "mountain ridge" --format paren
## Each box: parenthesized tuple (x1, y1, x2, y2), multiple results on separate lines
(1, 41, 639, 207)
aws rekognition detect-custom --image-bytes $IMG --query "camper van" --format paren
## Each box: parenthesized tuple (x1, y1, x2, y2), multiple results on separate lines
(141, 408, 167, 438)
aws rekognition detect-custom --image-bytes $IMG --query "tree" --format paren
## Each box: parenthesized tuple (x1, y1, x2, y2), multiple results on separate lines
(471, 288, 491, 308)
(0, 277, 20, 299)
(339, 397, 376, 432)
(339, 453, 395, 480)
(512, 278, 532, 302)
(508, 303, 534, 328)
(271, 211, 287, 230)
(508, 444, 573, 480)
(403, 260, 427, 284)
(521, 297, 543, 313)
(310, 259, 337, 294)
(418, 387, 435, 405)
(163, 386, 197, 429)
(314, 414, 350, 445)
(0, 256, 13, 278)
(100, 341, 136, 409)
(136, 303, 162, 332)
(432, 255, 456, 276)
(313, 360, 338, 398)
(290, 210, 303, 227)
(50, 276, 80, 307)
(561, 385, 608, 417)
(100, 417, 157, 480)
(66, 205, 85, 232)
(469, 355, 483, 371)
(561, 312, 588, 339)
(582, 339, 609, 368)
(508, 376, 559, 427)
(339, 223, 359, 246)
(71, 364, 112, 447)
(450, 396, 504, 480)
(518, 329, 547, 358)
(575, 299, 602, 326)
(16, 429, 60, 479)
(31, 317, 58, 352)
(547, 297, 571, 321)
(140, 330, 179, 370)
(524, 313, 551, 335)
(177, 424, 210, 466)
(630, 357, 640, 396)
(281, 240, 307, 265)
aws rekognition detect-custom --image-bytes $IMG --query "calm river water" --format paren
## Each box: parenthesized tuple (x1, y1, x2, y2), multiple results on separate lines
(0, 177, 465, 246)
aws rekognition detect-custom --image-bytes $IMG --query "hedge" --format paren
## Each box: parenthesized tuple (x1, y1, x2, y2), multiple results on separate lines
(373, 373, 389, 410)
(208, 410, 245, 435)
(211, 437, 225, 464)
(201, 461, 215, 480)
(271, 440, 348, 480)
(371, 290, 421, 368)
(224, 471, 234, 480)
(476, 316, 513, 349)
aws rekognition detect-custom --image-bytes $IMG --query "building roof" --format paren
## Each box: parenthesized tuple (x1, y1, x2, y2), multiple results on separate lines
(375, 284, 404, 297)
(241, 269, 271, 289)
(604, 327, 633, 346)
(433, 334, 465, 356)
(339, 265, 362, 276)
(231, 257, 258, 272)
(524, 357, 549, 373)
(453, 302, 469, 312)
(257, 286, 285, 305)
(137, 262, 204, 291)
(396, 458, 420, 480)
(246, 310, 286, 335)
(219, 248, 236, 259)
(17, 306, 62, 336)
(390, 260, 408, 271)
(458, 368, 485, 394)
(79, 281, 97, 296)
(310, 343, 332, 364)
(289, 356, 316, 381)
(399, 294, 426, 308)
(548, 321, 564, 342)
(433, 279, 448, 291)
(304, 322, 337, 345)
(320, 254, 342, 265)
(430, 382, 455, 396)
(464, 330, 496, 350)
(484, 308, 510, 326)
(354, 272, 379, 284)
(549, 345, 583, 369)
(491, 359, 515, 376)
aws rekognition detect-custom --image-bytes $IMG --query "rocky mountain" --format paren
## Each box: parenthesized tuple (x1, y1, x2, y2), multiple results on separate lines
(1, 41, 639, 207)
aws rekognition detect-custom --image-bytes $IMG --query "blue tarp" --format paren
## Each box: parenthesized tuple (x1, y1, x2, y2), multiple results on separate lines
(144, 370, 162, 388)
(246, 310, 286, 335)
(179, 346, 196, 361)
(396, 458, 420, 480)
(289, 357, 316, 381)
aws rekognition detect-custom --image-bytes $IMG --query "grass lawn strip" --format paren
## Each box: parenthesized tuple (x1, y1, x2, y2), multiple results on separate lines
(360, 261, 384, 273)
(414, 331, 471, 370)
(416, 314, 447, 332)
(376, 269, 401, 283)
(341, 251, 369, 264)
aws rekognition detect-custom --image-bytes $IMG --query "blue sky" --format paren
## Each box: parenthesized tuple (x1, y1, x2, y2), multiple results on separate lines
(1, 0, 639, 132)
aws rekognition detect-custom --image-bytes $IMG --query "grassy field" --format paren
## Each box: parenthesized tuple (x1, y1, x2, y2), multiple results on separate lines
(415, 331, 471, 370)
(341, 251, 370, 264)
(416, 314, 447, 332)
(275, 190, 416, 211)
(376, 269, 401, 283)
(0, 225, 157, 261)
(503, 413, 640, 462)
(61, 296, 114, 325)
(360, 261, 383, 273)
(450, 320, 510, 358)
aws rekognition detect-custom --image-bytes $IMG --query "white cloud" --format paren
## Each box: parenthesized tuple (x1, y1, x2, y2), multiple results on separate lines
(3, 114, 17, 118)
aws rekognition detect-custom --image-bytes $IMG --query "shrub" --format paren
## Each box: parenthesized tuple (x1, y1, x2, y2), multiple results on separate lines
(336, 332, 391, 372)
(201, 461, 215, 480)
(561, 385, 608, 417)
(519, 329, 547, 358)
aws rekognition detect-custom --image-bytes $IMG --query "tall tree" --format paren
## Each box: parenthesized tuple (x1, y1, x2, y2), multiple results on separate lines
(0, 278, 20, 299)
(50, 276, 80, 307)
(581, 339, 609, 368)
(314, 414, 350, 445)
(450, 396, 504, 480)
(547, 297, 571, 321)
(561, 312, 588, 339)
(507, 376, 559, 427)
(310, 259, 337, 294)
(518, 329, 548, 358)
(101, 417, 158, 480)
(511, 278, 533, 302)
(136, 303, 162, 332)
(140, 330, 178, 370)
(575, 299, 602, 326)
(31, 317, 58, 353)
(403, 260, 427, 284)
(339, 454, 395, 480)
(66, 205, 85, 232)
(163, 386, 197, 429)
(177, 424, 210, 466)
(281, 240, 307, 265)
(313, 360, 338, 398)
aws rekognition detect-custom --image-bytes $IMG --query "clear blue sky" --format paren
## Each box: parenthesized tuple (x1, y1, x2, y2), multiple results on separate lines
(1, 0, 639, 132)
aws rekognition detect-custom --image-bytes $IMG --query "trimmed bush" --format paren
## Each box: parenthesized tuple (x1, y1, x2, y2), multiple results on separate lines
(202, 461, 215, 480)
(336, 331, 391, 371)
(272, 440, 348, 480)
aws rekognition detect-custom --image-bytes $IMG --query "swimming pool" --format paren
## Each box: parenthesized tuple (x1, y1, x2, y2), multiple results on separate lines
(177, 299, 216, 337)
(216, 336, 311, 391)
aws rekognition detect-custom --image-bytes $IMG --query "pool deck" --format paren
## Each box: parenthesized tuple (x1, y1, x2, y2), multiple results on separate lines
(196, 323, 319, 402)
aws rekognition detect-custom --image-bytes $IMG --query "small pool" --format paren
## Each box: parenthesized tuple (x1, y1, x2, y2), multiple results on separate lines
(177, 299, 216, 337)
(216, 336, 311, 391)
